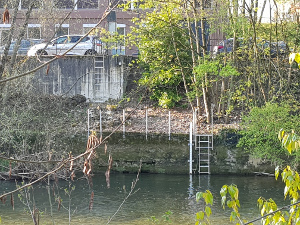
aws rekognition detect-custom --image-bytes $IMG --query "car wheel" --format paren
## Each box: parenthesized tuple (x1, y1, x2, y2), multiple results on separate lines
(36, 49, 48, 56)
(84, 49, 97, 55)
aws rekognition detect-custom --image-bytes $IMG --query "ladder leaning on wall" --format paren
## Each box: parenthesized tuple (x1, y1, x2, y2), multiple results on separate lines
(189, 107, 214, 175)
(195, 134, 213, 174)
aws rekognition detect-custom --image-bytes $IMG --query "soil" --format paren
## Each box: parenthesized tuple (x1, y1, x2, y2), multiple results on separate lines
(85, 98, 242, 136)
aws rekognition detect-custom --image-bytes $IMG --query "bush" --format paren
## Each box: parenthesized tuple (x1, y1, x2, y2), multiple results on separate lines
(237, 102, 300, 166)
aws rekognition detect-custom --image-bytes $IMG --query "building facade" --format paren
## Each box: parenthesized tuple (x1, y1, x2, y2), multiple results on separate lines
(0, 0, 139, 56)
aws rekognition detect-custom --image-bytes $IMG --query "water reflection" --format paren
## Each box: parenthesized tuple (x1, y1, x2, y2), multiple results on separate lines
(0, 174, 287, 225)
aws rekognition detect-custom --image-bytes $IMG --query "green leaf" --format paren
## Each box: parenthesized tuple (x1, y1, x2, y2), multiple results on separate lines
(196, 192, 203, 202)
(205, 206, 212, 217)
(278, 129, 284, 141)
(230, 211, 237, 222)
(205, 190, 213, 205)
(275, 166, 280, 180)
(196, 211, 205, 220)
(220, 185, 228, 197)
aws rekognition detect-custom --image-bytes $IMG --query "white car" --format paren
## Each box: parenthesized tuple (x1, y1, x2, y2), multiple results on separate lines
(27, 35, 103, 56)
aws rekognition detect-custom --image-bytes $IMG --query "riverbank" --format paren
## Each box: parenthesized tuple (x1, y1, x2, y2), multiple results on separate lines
(86, 101, 242, 136)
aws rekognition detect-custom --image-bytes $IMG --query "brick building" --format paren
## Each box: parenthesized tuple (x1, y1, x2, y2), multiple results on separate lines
(0, 0, 139, 55)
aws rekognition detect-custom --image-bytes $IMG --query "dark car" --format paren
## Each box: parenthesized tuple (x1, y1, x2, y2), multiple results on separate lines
(262, 41, 288, 58)
(212, 38, 288, 58)
(0, 39, 44, 56)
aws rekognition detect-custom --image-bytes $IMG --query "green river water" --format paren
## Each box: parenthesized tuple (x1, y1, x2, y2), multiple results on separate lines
(0, 173, 286, 225)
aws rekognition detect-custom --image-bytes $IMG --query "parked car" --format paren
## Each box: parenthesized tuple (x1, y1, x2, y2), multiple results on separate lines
(262, 41, 288, 58)
(27, 35, 103, 56)
(0, 39, 44, 56)
(212, 38, 245, 57)
(212, 38, 288, 58)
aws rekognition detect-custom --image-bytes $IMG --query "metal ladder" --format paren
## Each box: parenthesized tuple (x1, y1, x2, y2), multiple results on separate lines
(93, 56, 105, 99)
(195, 134, 213, 174)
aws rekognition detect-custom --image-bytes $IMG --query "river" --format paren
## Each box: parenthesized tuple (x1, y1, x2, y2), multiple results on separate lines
(0, 173, 287, 225)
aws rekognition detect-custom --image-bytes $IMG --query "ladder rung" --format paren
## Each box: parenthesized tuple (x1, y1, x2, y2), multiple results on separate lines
(200, 165, 209, 168)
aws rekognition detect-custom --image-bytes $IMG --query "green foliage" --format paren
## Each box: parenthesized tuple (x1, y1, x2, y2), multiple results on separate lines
(194, 131, 300, 225)
(237, 102, 300, 166)
(195, 190, 213, 225)
(163, 211, 173, 223)
(194, 60, 239, 80)
(220, 184, 241, 223)
(278, 129, 300, 154)
(130, 0, 197, 108)
(148, 211, 173, 224)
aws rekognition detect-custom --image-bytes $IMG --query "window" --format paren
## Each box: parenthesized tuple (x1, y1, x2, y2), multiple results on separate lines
(112, 24, 125, 55)
(77, 0, 98, 9)
(109, 0, 127, 8)
(54, 0, 74, 9)
(195, 0, 212, 9)
(21, 0, 43, 9)
(83, 24, 99, 35)
(55, 24, 69, 36)
(0, 26, 11, 45)
(27, 24, 41, 39)
(0, 1, 14, 9)
(117, 25, 125, 46)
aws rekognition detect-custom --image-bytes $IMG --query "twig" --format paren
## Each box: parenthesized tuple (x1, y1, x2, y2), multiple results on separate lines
(244, 200, 300, 225)
(106, 160, 142, 224)
(0, 155, 61, 164)
(0, 161, 66, 199)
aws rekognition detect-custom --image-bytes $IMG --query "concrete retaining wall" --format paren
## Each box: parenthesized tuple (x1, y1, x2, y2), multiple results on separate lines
(15, 55, 134, 102)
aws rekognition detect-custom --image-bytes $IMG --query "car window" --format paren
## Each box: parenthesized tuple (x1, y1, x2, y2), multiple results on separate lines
(20, 40, 31, 48)
(55, 36, 68, 44)
(81, 37, 90, 42)
(70, 36, 81, 43)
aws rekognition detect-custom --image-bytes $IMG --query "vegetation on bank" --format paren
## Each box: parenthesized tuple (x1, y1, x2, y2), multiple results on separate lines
(195, 130, 300, 225)
(2, 0, 300, 224)
(129, 0, 300, 125)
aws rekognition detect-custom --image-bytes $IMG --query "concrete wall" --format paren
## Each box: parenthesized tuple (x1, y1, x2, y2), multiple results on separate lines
(78, 132, 274, 175)
(23, 55, 134, 102)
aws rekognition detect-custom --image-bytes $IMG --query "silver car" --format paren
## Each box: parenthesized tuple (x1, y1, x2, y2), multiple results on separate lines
(27, 35, 103, 56)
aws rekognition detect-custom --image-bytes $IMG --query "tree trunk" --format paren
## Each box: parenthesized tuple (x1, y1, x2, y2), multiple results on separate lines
(8, 1, 35, 75)
(0, 0, 19, 78)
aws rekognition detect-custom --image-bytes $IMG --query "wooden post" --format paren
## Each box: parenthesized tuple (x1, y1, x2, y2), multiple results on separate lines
(99, 109, 102, 137)
(146, 107, 148, 140)
(123, 109, 125, 139)
(189, 122, 193, 174)
(168, 111, 171, 140)
(87, 109, 90, 137)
